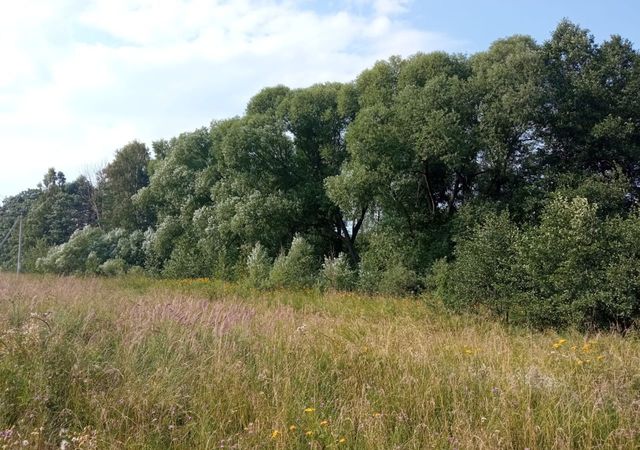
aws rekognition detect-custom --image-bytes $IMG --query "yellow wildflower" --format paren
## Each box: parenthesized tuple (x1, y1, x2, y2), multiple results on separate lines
(553, 338, 567, 349)
(289, 425, 297, 431)
(338, 437, 346, 443)
(304, 407, 315, 413)
(271, 430, 280, 439)
(372, 412, 382, 418)
(305, 431, 313, 437)
(319, 420, 329, 426)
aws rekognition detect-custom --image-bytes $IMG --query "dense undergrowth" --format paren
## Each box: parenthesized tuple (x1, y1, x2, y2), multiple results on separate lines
(1, 274, 639, 449)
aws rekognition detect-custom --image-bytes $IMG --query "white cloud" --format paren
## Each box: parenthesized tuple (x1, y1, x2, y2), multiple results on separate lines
(372, 0, 410, 16)
(0, 0, 464, 200)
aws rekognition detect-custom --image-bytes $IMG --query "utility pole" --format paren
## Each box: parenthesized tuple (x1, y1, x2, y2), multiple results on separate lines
(0, 217, 18, 250)
(16, 215, 22, 274)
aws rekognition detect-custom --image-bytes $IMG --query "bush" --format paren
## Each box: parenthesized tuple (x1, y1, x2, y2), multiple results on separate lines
(85, 251, 101, 274)
(36, 226, 146, 276)
(99, 258, 127, 276)
(36, 227, 105, 274)
(245, 242, 272, 288)
(515, 196, 605, 327)
(320, 253, 356, 291)
(114, 229, 146, 267)
(162, 233, 210, 279)
(356, 230, 421, 294)
(438, 196, 640, 329)
(377, 263, 418, 296)
(269, 235, 318, 288)
(142, 218, 183, 272)
(437, 211, 520, 318)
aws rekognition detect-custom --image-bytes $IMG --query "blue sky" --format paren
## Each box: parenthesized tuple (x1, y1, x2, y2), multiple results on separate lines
(404, 0, 639, 52)
(1, 0, 638, 200)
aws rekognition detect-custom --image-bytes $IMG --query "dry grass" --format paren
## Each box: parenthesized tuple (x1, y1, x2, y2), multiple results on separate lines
(1, 273, 639, 449)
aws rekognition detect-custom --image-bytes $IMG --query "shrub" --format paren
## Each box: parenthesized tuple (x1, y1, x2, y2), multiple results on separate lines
(593, 214, 640, 327)
(99, 258, 127, 276)
(245, 242, 272, 288)
(515, 196, 605, 327)
(85, 251, 101, 274)
(437, 211, 520, 319)
(114, 229, 146, 267)
(269, 235, 318, 288)
(438, 196, 640, 329)
(36, 226, 146, 276)
(320, 253, 356, 291)
(142, 218, 183, 272)
(377, 263, 418, 296)
(36, 227, 105, 274)
(162, 233, 210, 279)
(356, 229, 421, 294)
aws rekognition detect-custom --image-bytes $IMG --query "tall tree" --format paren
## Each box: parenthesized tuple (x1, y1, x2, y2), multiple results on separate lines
(99, 141, 151, 230)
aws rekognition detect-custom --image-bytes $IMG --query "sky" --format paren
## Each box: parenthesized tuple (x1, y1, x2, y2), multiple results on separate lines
(1, 0, 639, 200)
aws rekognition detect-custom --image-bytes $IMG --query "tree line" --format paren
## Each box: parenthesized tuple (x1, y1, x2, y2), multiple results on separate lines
(2, 21, 640, 329)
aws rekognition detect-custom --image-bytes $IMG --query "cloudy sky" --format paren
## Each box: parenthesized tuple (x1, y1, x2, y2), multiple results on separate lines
(1, 0, 638, 200)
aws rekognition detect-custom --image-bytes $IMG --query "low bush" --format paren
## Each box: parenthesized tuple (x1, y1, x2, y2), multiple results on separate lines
(245, 242, 272, 288)
(36, 226, 146, 275)
(269, 235, 318, 288)
(436, 196, 640, 329)
(99, 258, 127, 276)
(320, 253, 356, 291)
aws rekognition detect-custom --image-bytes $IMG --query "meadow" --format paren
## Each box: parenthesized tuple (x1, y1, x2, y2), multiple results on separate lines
(0, 273, 639, 449)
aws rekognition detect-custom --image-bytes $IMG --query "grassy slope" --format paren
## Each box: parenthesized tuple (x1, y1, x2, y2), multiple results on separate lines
(0, 274, 639, 449)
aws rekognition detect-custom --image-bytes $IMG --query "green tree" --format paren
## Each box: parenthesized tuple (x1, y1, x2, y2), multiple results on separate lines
(99, 141, 151, 230)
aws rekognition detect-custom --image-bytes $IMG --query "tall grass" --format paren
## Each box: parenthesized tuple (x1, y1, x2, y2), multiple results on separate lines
(0, 274, 639, 449)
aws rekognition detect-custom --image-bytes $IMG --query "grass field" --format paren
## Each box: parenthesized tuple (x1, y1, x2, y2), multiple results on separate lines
(1, 274, 639, 449)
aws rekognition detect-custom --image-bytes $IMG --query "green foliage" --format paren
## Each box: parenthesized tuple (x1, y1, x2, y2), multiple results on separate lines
(36, 226, 145, 275)
(99, 141, 151, 230)
(161, 233, 212, 279)
(436, 211, 520, 317)
(269, 236, 318, 289)
(0, 189, 41, 271)
(438, 196, 640, 329)
(142, 218, 183, 273)
(245, 242, 272, 289)
(36, 227, 105, 274)
(85, 251, 101, 274)
(376, 263, 419, 297)
(320, 253, 356, 291)
(516, 197, 604, 327)
(99, 258, 127, 276)
(357, 230, 419, 295)
(245, 85, 290, 115)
